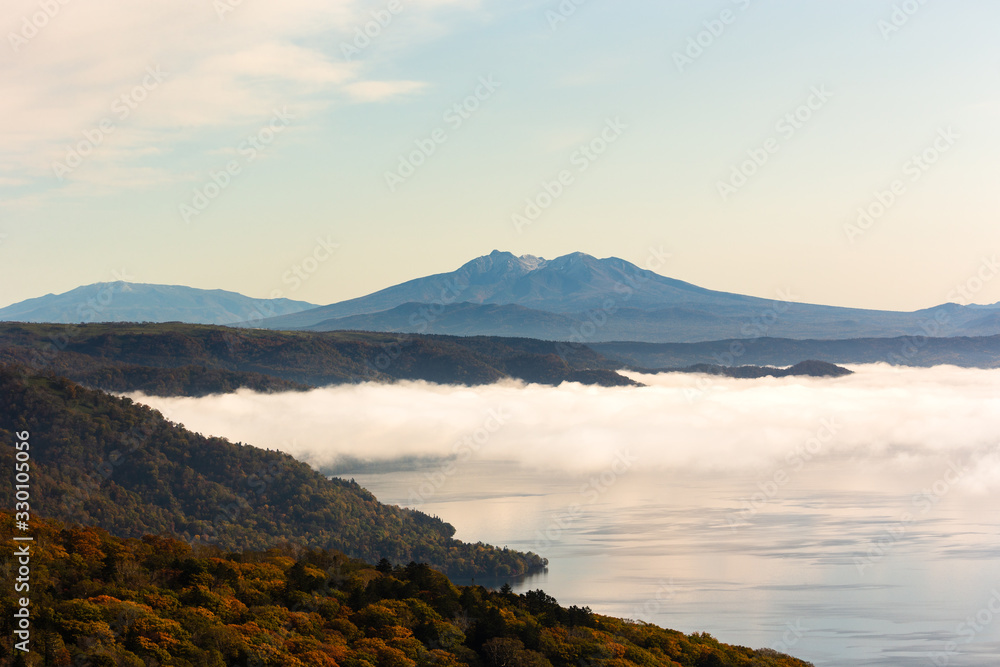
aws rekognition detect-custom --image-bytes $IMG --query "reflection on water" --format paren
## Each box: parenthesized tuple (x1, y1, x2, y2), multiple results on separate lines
(347, 457, 1000, 667)
(133, 366, 1000, 665)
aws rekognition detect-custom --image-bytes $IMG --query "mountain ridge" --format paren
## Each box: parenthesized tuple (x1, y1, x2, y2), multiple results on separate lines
(592, 334, 1000, 369)
(5, 252, 1000, 343)
(0, 281, 316, 326)
(260, 250, 771, 330)
(260, 250, 1000, 342)
(0, 363, 546, 578)
(0, 322, 637, 396)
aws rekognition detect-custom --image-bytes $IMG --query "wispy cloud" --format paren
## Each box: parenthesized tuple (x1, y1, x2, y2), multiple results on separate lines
(0, 0, 470, 192)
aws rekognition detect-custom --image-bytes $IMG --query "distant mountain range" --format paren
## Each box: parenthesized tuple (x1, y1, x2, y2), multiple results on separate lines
(4, 251, 1000, 343)
(0, 282, 316, 325)
(260, 250, 1000, 342)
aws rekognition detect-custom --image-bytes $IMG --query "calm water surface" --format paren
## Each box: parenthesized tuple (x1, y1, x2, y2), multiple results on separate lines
(135, 366, 1000, 666)
(348, 458, 1000, 667)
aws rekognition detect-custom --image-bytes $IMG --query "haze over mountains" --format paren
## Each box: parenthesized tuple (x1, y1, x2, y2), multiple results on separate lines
(4, 251, 1000, 343)
(0, 281, 316, 325)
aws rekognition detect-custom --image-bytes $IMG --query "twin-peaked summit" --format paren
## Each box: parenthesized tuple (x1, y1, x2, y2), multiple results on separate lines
(2, 251, 998, 343)
(259, 251, 1000, 342)
(261, 250, 755, 330)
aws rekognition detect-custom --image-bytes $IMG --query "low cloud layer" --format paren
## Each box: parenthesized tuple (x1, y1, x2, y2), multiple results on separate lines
(130, 364, 1000, 486)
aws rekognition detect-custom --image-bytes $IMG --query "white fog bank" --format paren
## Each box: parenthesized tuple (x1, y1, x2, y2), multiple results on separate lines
(128, 364, 1000, 484)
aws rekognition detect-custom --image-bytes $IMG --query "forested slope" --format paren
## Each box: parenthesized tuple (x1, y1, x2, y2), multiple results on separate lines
(0, 323, 634, 396)
(0, 365, 545, 579)
(0, 512, 813, 667)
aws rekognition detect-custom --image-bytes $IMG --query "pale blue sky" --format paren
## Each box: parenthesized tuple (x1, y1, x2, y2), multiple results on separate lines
(1, 0, 998, 310)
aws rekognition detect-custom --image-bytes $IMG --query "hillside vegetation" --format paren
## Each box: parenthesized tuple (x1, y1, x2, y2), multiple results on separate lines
(0, 365, 545, 579)
(0, 512, 813, 667)
(593, 335, 1000, 369)
(640, 360, 853, 379)
(0, 323, 634, 396)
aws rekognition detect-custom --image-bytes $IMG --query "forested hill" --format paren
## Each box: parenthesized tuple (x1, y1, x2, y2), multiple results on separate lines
(641, 360, 854, 379)
(0, 365, 545, 579)
(0, 512, 814, 667)
(592, 335, 1000, 370)
(0, 322, 634, 396)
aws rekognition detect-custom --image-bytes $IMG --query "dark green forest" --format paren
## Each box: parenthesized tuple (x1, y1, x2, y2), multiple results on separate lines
(0, 324, 845, 666)
(0, 323, 634, 397)
(645, 361, 852, 379)
(0, 365, 544, 579)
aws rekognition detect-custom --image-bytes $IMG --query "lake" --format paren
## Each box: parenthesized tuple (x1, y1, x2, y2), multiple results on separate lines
(347, 459, 1000, 666)
(134, 364, 1000, 666)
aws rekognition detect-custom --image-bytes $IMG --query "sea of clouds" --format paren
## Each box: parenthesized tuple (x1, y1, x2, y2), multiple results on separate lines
(127, 364, 1000, 491)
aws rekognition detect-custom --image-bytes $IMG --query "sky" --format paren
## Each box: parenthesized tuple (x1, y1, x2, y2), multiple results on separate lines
(1, 0, 998, 311)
